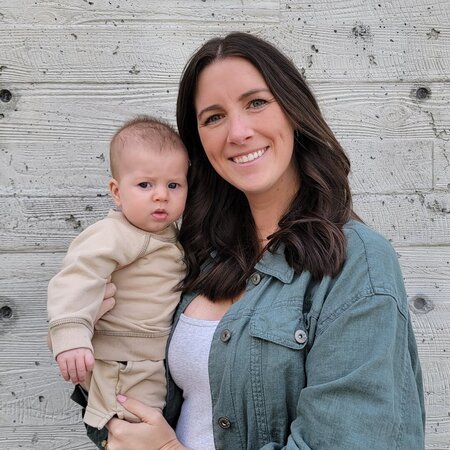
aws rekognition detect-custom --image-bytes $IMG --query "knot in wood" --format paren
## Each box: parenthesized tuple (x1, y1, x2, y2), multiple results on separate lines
(0, 305, 13, 319)
(415, 87, 430, 100)
(409, 295, 434, 314)
(0, 89, 12, 103)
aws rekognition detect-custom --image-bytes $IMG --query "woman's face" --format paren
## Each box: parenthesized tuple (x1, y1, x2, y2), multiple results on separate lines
(194, 56, 299, 202)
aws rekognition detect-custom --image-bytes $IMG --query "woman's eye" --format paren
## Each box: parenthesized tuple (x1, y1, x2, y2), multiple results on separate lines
(168, 182, 178, 189)
(138, 182, 151, 188)
(204, 114, 222, 125)
(249, 98, 268, 108)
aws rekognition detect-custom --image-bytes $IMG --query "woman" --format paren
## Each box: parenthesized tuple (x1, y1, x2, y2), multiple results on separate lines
(92, 32, 425, 449)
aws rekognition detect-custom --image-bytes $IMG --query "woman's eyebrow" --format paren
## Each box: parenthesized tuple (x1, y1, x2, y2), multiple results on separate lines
(197, 88, 271, 119)
(238, 88, 271, 101)
(197, 104, 221, 119)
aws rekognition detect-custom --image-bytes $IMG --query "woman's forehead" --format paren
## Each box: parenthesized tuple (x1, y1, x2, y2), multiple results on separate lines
(195, 57, 267, 103)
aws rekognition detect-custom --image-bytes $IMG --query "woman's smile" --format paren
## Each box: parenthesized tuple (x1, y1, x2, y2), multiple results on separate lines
(231, 146, 268, 164)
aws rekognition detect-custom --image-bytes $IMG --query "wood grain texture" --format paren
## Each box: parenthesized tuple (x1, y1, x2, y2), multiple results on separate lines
(435, 140, 450, 190)
(354, 192, 450, 245)
(0, 196, 113, 252)
(279, 0, 450, 82)
(0, 140, 112, 196)
(1, 192, 450, 251)
(0, 0, 281, 25)
(0, 82, 448, 142)
(0, 139, 435, 196)
(0, 425, 93, 449)
(346, 139, 433, 193)
(422, 363, 450, 448)
(0, 432, 92, 450)
(397, 246, 450, 307)
(0, 1, 448, 83)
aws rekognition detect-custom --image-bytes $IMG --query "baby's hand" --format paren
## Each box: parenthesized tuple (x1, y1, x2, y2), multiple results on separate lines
(56, 348, 94, 384)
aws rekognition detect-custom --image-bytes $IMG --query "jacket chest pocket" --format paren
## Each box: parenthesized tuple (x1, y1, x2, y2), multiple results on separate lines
(247, 305, 308, 445)
(249, 304, 308, 350)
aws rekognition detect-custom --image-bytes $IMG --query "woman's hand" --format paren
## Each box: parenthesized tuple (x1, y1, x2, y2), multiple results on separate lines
(107, 395, 188, 450)
(102, 278, 117, 314)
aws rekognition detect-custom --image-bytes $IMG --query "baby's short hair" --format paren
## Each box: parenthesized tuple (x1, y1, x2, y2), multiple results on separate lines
(109, 115, 185, 178)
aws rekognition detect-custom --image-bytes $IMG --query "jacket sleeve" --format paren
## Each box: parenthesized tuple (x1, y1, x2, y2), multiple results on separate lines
(47, 219, 148, 358)
(261, 292, 424, 450)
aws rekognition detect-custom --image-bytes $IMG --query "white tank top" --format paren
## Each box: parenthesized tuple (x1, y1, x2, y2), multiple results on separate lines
(167, 313, 219, 450)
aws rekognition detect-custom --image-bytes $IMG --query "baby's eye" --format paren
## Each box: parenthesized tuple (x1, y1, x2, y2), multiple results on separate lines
(204, 114, 223, 125)
(138, 182, 151, 189)
(168, 182, 179, 189)
(249, 98, 268, 109)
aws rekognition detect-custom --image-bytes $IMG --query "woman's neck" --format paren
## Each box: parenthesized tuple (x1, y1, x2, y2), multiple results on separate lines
(248, 190, 295, 245)
(247, 161, 300, 245)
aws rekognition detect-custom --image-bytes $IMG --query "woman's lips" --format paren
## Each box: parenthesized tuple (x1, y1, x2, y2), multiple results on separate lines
(232, 147, 268, 164)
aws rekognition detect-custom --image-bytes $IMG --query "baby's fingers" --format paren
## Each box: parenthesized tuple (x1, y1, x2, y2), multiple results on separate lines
(56, 349, 93, 384)
(57, 359, 70, 382)
(75, 358, 88, 383)
(66, 358, 80, 384)
(84, 351, 95, 373)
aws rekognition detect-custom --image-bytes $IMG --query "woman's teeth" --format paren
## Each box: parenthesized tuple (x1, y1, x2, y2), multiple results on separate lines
(233, 148, 266, 164)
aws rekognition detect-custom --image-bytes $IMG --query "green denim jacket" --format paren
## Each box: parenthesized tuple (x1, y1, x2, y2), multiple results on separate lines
(164, 221, 425, 449)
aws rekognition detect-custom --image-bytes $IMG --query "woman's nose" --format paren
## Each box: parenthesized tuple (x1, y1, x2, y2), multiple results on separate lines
(227, 115, 253, 145)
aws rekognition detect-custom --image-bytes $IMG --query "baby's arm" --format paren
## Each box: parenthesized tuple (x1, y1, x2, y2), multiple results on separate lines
(47, 282, 117, 353)
(56, 347, 94, 384)
(49, 283, 117, 386)
(48, 216, 146, 359)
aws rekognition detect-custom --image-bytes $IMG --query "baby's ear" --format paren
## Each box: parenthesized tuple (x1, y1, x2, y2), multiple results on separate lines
(108, 178, 121, 207)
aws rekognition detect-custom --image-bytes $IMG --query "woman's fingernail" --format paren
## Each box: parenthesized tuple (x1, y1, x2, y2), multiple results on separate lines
(117, 394, 127, 403)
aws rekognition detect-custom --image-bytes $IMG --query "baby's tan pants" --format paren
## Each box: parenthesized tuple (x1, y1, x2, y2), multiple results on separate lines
(83, 358, 166, 429)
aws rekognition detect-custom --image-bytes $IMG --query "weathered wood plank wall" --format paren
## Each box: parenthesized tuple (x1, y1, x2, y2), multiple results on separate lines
(0, 0, 449, 448)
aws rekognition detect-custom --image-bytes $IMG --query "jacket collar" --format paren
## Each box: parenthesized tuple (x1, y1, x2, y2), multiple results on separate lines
(255, 244, 295, 284)
(210, 244, 295, 284)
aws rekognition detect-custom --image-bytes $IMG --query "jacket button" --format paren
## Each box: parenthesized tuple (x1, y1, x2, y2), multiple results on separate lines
(250, 272, 261, 285)
(220, 329, 231, 342)
(294, 329, 308, 344)
(218, 416, 231, 429)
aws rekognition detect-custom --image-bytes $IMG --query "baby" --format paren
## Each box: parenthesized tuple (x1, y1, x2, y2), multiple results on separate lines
(47, 116, 189, 429)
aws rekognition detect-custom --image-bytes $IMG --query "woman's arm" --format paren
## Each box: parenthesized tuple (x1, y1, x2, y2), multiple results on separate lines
(261, 293, 424, 450)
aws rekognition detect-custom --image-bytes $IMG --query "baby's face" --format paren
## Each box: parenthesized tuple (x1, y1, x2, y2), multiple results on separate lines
(110, 140, 189, 233)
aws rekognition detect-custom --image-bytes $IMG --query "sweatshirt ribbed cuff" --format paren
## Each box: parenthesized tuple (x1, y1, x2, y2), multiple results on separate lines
(49, 322, 93, 359)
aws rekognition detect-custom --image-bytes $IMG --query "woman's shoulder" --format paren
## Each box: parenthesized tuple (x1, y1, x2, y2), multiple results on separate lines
(340, 219, 406, 301)
(307, 220, 408, 331)
(343, 219, 396, 261)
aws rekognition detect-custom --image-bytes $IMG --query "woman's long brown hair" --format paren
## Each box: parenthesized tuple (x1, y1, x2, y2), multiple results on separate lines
(177, 32, 359, 300)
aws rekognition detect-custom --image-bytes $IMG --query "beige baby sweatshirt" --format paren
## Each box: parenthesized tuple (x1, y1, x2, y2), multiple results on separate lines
(47, 210, 185, 362)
